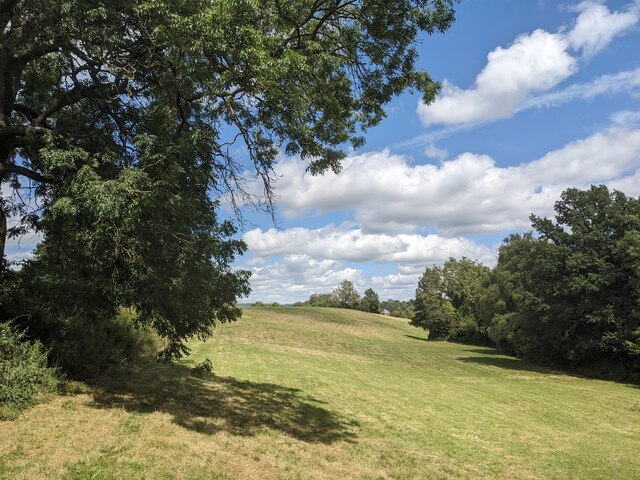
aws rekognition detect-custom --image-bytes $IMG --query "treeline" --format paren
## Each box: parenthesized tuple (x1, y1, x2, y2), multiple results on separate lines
(410, 186, 640, 381)
(292, 280, 415, 318)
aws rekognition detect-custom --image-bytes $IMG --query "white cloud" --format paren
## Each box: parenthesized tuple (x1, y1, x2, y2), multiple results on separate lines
(611, 109, 640, 127)
(243, 226, 495, 265)
(418, 2, 639, 126)
(371, 273, 421, 301)
(247, 254, 366, 303)
(520, 67, 640, 111)
(399, 69, 640, 147)
(419, 29, 576, 125)
(246, 123, 640, 302)
(243, 225, 497, 303)
(274, 126, 640, 235)
(567, 1, 639, 57)
(424, 144, 448, 161)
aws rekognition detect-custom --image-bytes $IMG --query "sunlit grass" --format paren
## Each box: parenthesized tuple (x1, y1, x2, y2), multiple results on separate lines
(1, 306, 639, 479)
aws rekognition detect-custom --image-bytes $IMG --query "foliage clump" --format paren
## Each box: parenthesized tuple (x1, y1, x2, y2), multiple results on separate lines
(192, 358, 214, 378)
(0, 322, 58, 419)
(411, 257, 489, 343)
(360, 288, 381, 313)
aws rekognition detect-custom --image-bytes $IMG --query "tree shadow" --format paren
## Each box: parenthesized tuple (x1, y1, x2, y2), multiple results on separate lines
(457, 345, 570, 375)
(458, 354, 640, 387)
(404, 334, 429, 342)
(457, 355, 564, 375)
(87, 364, 358, 444)
(462, 346, 502, 355)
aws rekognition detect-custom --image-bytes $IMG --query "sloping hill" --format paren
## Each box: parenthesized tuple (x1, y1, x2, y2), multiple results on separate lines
(1, 307, 639, 479)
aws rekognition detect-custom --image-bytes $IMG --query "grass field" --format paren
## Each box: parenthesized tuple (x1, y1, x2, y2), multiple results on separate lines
(1, 306, 639, 479)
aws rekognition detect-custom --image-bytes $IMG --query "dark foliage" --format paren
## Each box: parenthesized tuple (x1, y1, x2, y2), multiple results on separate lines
(0, 321, 58, 419)
(412, 186, 640, 381)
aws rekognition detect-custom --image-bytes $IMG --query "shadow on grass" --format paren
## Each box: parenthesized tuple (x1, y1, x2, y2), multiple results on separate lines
(462, 347, 501, 355)
(404, 334, 429, 342)
(457, 355, 563, 375)
(87, 364, 358, 444)
(458, 344, 640, 387)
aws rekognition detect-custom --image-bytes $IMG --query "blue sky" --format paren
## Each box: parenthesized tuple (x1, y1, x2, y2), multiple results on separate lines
(238, 0, 640, 303)
(5, 0, 640, 305)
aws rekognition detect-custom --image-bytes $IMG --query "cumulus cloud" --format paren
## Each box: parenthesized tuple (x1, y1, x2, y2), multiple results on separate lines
(274, 126, 640, 235)
(243, 226, 495, 265)
(243, 226, 497, 303)
(418, 1, 639, 126)
(247, 254, 366, 303)
(371, 273, 422, 300)
(566, 1, 639, 57)
(420, 29, 577, 125)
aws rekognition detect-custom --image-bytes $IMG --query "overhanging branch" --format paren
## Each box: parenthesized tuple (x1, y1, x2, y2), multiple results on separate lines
(1, 163, 54, 183)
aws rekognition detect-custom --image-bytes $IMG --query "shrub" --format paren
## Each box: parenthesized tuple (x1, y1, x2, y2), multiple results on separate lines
(192, 358, 214, 378)
(47, 311, 163, 379)
(0, 322, 58, 419)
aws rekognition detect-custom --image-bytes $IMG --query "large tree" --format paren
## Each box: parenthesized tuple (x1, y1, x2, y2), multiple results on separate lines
(0, 0, 457, 357)
(481, 186, 640, 377)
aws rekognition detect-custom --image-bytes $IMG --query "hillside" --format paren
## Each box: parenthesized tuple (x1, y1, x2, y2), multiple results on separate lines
(1, 307, 639, 479)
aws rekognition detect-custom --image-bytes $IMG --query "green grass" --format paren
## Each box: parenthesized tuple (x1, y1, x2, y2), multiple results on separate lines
(1, 306, 639, 479)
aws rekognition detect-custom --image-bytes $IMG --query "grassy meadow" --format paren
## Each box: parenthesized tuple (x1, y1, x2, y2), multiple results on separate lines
(1, 306, 639, 479)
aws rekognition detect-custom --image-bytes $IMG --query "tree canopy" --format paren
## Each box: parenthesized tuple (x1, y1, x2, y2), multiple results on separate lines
(410, 186, 640, 381)
(333, 280, 361, 309)
(411, 257, 489, 341)
(495, 186, 640, 372)
(0, 0, 458, 363)
(0, 0, 457, 250)
(360, 287, 380, 313)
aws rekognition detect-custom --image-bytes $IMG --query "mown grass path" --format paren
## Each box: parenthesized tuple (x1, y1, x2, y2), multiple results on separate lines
(1, 307, 639, 479)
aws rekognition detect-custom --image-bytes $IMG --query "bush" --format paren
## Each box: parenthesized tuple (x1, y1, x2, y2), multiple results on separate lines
(191, 358, 214, 378)
(0, 322, 58, 419)
(450, 316, 490, 346)
(46, 311, 163, 379)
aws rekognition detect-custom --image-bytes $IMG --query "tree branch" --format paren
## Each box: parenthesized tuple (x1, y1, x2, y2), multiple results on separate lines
(0, 124, 50, 142)
(0, 162, 54, 183)
(12, 103, 39, 120)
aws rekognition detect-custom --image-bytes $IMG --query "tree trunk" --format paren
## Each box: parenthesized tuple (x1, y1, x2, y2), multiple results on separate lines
(0, 200, 6, 263)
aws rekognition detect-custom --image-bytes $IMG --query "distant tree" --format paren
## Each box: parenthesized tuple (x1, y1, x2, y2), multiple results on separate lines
(333, 280, 361, 309)
(360, 288, 380, 313)
(380, 299, 415, 319)
(308, 293, 338, 308)
(441, 258, 490, 319)
(411, 258, 489, 341)
(411, 266, 454, 339)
